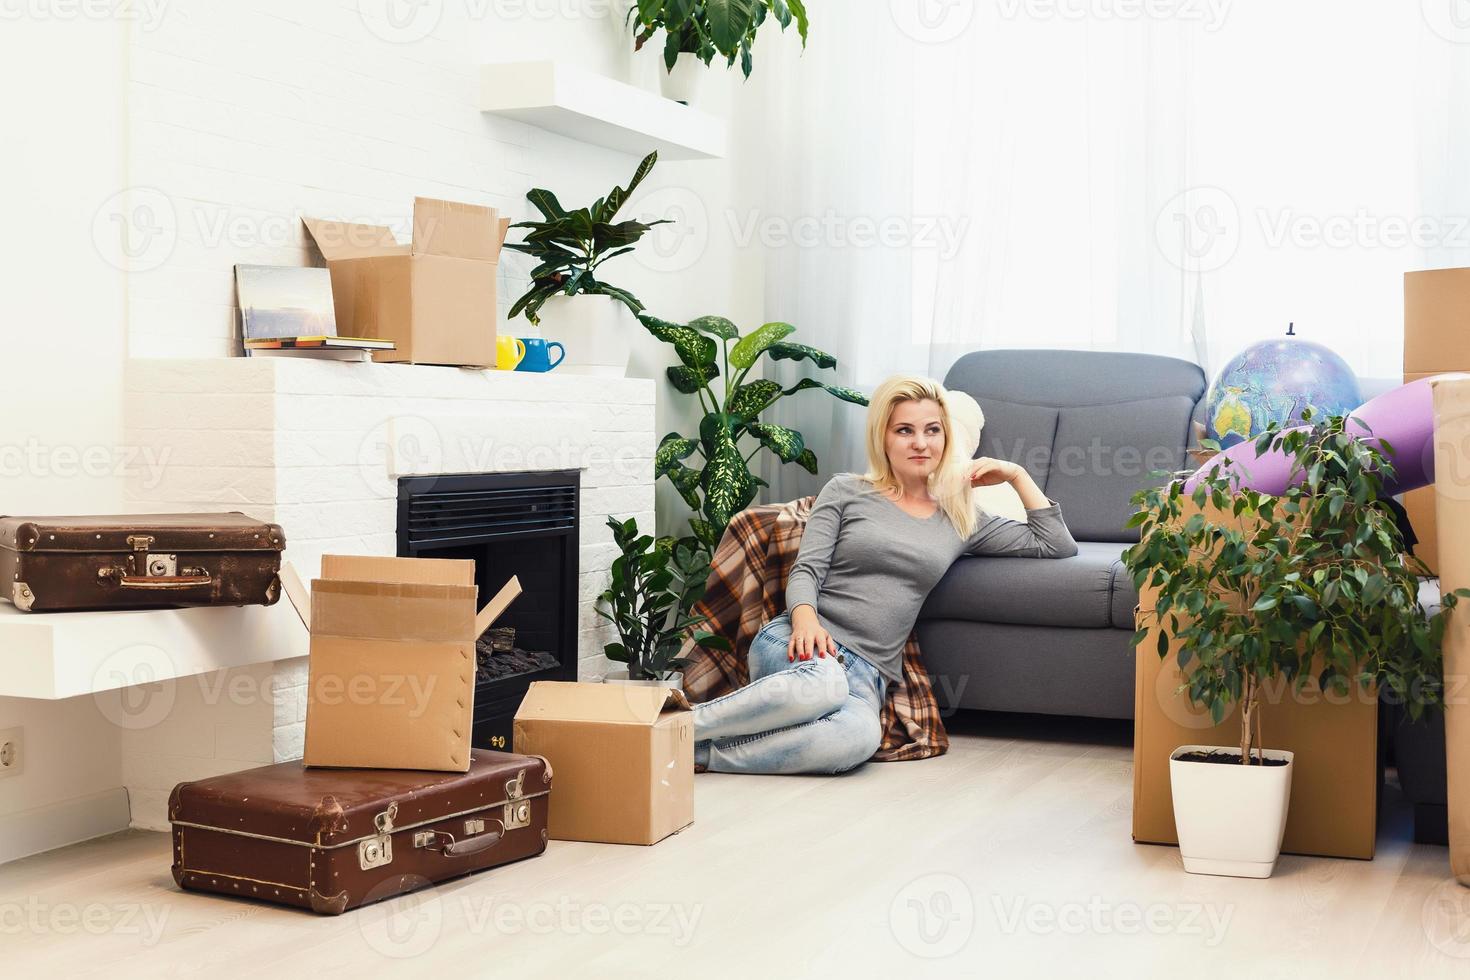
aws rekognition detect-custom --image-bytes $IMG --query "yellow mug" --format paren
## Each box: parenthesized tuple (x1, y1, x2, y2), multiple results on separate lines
(496, 335, 527, 370)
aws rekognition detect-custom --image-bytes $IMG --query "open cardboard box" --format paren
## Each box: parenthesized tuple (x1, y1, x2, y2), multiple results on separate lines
(1403, 268, 1470, 574)
(1131, 500, 1380, 859)
(513, 681, 694, 845)
(281, 556, 521, 772)
(1433, 376, 1470, 883)
(303, 198, 510, 368)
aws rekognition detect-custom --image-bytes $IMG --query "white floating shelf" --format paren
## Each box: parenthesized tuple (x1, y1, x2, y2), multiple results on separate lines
(480, 61, 727, 161)
(0, 601, 308, 700)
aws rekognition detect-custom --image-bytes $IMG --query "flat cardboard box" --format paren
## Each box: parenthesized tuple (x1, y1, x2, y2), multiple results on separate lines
(1131, 501, 1379, 859)
(1405, 268, 1470, 375)
(283, 556, 521, 772)
(1432, 377, 1470, 883)
(303, 198, 510, 368)
(512, 681, 693, 845)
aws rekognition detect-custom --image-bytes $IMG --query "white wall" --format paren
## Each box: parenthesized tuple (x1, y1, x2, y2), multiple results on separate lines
(0, 1, 766, 858)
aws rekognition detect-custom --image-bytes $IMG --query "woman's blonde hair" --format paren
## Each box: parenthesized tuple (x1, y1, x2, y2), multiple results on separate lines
(858, 375, 978, 539)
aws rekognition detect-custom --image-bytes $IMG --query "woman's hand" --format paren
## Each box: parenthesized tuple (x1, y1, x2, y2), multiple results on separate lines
(968, 457, 1022, 487)
(788, 605, 837, 661)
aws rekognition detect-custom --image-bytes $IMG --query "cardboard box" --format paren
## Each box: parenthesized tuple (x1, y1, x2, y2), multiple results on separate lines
(1404, 371, 1454, 573)
(1405, 268, 1470, 375)
(1432, 377, 1470, 883)
(303, 198, 510, 367)
(1131, 502, 1380, 859)
(513, 682, 693, 845)
(282, 556, 521, 772)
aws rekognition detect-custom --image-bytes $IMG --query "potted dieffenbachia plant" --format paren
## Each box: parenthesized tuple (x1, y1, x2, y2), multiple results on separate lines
(596, 515, 730, 685)
(503, 151, 669, 375)
(639, 312, 867, 556)
(1124, 411, 1466, 878)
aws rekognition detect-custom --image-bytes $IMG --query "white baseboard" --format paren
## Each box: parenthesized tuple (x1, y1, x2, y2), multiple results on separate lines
(0, 787, 131, 865)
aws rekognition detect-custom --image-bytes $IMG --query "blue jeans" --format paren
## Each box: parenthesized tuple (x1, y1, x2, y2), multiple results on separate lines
(693, 612, 889, 775)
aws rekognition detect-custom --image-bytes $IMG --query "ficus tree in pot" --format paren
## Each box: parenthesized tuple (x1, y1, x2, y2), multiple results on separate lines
(639, 312, 868, 554)
(1125, 412, 1465, 765)
(596, 514, 730, 681)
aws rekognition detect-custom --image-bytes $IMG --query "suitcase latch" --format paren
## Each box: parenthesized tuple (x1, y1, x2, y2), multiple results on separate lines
(503, 769, 531, 830)
(359, 802, 397, 870)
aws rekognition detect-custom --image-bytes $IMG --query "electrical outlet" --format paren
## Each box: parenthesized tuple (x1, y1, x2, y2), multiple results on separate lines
(0, 727, 22, 778)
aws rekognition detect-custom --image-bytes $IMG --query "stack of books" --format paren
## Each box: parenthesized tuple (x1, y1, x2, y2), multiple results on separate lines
(236, 264, 396, 361)
(244, 336, 396, 361)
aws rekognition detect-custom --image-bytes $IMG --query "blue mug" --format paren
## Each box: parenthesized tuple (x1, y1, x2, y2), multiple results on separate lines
(515, 338, 566, 373)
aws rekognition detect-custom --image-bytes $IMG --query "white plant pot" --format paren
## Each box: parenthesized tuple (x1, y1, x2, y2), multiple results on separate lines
(660, 54, 704, 106)
(535, 294, 632, 377)
(1169, 744, 1295, 878)
(603, 669, 683, 689)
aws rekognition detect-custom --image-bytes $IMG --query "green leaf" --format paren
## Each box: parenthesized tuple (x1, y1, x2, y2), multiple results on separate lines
(598, 151, 659, 223)
(655, 432, 699, 475)
(707, 0, 762, 53)
(666, 463, 703, 510)
(764, 341, 837, 369)
(728, 379, 783, 418)
(699, 413, 756, 532)
(795, 448, 818, 474)
(639, 313, 718, 368)
(746, 421, 805, 462)
(526, 188, 566, 220)
(729, 321, 796, 369)
(667, 363, 720, 393)
(786, 0, 810, 42)
(689, 315, 740, 340)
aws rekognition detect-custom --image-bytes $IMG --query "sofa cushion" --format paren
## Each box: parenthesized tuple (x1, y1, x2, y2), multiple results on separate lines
(921, 541, 1131, 629)
(1043, 396, 1196, 542)
(974, 397, 1058, 484)
(1110, 550, 1140, 629)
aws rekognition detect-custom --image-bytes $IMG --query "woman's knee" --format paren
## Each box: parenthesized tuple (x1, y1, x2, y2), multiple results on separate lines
(819, 706, 883, 774)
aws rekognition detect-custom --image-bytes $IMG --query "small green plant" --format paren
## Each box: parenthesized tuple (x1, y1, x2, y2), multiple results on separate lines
(640, 312, 867, 552)
(597, 515, 730, 680)
(1124, 411, 1467, 765)
(503, 151, 669, 325)
(629, 0, 809, 78)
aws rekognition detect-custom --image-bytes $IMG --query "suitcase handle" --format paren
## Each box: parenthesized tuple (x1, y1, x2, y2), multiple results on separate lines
(414, 819, 505, 858)
(118, 573, 214, 590)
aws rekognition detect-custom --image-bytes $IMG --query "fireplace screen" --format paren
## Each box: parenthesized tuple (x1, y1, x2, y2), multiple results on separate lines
(397, 469, 578, 751)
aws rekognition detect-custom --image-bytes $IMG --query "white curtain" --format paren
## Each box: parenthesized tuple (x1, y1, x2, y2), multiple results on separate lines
(752, 0, 1470, 503)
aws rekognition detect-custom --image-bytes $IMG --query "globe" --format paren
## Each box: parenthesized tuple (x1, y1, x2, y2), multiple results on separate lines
(1205, 336, 1362, 448)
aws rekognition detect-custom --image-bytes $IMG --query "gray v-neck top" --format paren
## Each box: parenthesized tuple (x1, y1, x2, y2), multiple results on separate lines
(784, 472, 1079, 683)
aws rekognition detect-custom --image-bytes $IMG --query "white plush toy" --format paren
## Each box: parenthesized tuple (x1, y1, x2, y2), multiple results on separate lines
(945, 388, 1029, 522)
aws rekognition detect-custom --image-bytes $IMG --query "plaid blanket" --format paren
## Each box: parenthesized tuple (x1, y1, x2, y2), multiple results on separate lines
(678, 495, 949, 762)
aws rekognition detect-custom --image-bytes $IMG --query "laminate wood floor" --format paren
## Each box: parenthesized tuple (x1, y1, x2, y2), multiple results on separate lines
(4, 713, 1468, 979)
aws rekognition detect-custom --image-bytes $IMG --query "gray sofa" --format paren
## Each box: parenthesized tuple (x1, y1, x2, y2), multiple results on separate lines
(917, 348, 1208, 719)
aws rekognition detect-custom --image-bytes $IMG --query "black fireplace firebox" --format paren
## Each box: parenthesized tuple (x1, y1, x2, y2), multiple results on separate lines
(396, 470, 579, 752)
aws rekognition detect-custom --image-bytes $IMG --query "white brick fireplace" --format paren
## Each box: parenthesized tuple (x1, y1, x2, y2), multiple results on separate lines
(115, 357, 656, 829)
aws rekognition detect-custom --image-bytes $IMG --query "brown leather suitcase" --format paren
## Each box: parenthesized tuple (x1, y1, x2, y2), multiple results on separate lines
(169, 749, 551, 914)
(0, 513, 284, 611)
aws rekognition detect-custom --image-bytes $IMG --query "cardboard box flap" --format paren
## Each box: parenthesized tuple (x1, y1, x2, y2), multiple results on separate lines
(411, 197, 502, 261)
(320, 554, 474, 586)
(514, 681, 691, 727)
(475, 576, 523, 636)
(311, 579, 477, 641)
(302, 217, 409, 261)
